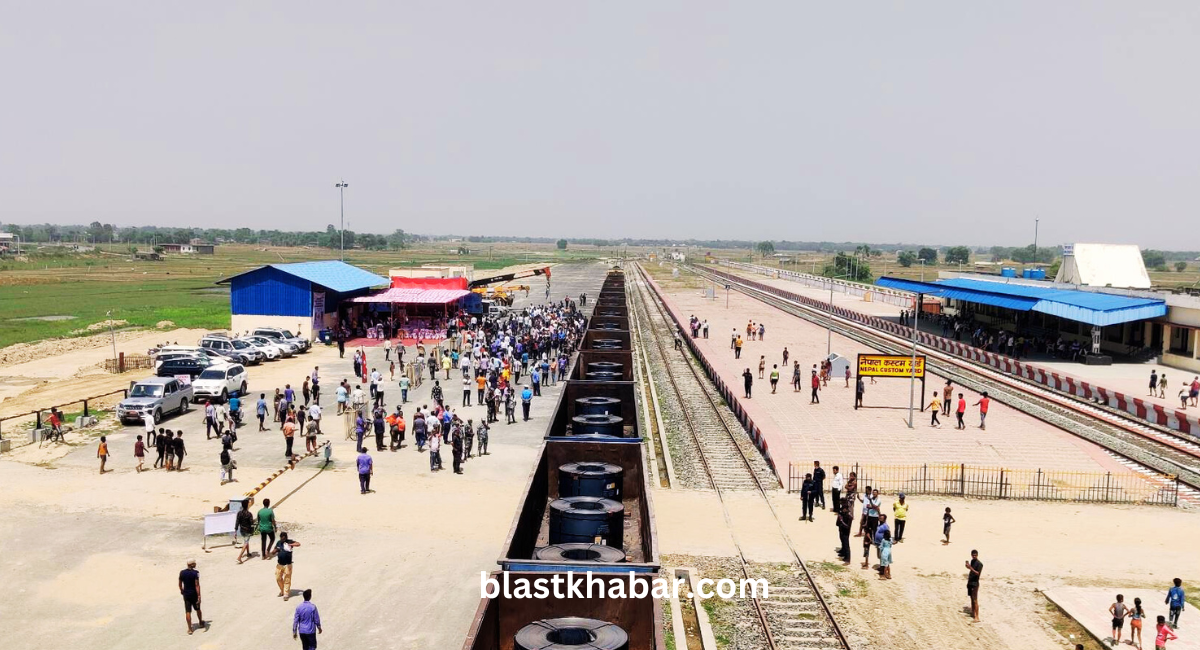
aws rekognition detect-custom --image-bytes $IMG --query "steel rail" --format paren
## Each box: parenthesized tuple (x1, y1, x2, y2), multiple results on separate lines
(632, 264, 851, 650)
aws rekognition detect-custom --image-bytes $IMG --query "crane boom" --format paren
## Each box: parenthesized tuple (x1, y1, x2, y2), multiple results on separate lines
(468, 266, 551, 289)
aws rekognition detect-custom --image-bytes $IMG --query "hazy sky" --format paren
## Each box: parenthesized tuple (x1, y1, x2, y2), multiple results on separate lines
(3, 2, 1198, 248)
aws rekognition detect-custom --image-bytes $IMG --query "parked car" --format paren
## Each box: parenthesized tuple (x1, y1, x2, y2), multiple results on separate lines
(156, 355, 215, 378)
(246, 335, 294, 357)
(200, 335, 262, 365)
(252, 327, 311, 352)
(237, 337, 284, 360)
(191, 363, 248, 403)
(117, 377, 192, 424)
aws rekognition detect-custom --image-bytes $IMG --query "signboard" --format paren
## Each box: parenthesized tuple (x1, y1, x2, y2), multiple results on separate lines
(1061, 244, 1074, 257)
(312, 292, 325, 334)
(174, 374, 192, 387)
(857, 354, 926, 379)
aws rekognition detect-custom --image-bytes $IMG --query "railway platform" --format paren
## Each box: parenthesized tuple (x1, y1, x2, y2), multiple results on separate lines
(717, 265, 1200, 430)
(649, 273, 1133, 479)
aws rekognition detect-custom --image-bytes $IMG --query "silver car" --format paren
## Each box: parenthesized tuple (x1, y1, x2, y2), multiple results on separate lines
(117, 377, 192, 424)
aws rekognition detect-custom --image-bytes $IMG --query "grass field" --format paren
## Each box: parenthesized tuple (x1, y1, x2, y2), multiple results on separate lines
(0, 242, 615, 348)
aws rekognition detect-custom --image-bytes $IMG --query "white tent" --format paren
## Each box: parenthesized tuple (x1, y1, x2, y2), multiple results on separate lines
(1054, 243, 1151, 289)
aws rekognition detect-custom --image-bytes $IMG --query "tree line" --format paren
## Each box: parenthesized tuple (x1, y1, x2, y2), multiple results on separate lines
(0, 222, 410, 251)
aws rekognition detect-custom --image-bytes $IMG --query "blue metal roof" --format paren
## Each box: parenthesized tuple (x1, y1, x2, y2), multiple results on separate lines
(875, 277, 1167, 327)
(219, 261, 388, 294)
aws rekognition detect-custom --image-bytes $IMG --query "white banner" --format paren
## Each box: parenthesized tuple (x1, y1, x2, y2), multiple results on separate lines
(204, 511, 237, 537)
(312, 292, 326, 335)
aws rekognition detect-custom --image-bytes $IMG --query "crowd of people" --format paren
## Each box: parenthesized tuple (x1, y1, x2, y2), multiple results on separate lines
(155, 294, 592, 642)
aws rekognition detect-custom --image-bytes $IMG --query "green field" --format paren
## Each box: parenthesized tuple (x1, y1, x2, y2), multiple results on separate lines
(0, 243, 613, 348)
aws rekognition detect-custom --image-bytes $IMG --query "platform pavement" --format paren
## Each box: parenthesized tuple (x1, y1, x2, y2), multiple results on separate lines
(715, 264, 1200, 434)
(1043, 587, 1196, 649)
(651, 276, 1131, 478)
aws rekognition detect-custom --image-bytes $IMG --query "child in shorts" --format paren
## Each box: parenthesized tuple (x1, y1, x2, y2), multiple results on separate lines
(943, 507, 955, 544)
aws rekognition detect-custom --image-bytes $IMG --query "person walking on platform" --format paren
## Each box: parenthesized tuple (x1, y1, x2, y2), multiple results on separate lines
(178, 559, 204, 634)
(812, 461, 826, 509)
(451, 422, 464, 474)
(743, 368, 753, 398)
(477, 420, 489, 455)
(357, 448, 373, 494)
(800, 473, 815, 521)
(734, 335, 743, 359)
(973, 391, 990, 430)
(793, 361, 802, 392)
(830, 466, 844, 512)
(855, 376, 865, 409)
(758, 355, 766, 379)
(521, 385, 533, 421)
(929, 392, 942, 427)
(836, 502, 853, 563)
(292, 589, 323, 650)
(810, 369, 821, 404)
(770, 365, 780, 393)
(955, 393, 967, 429)
(942, 381, 954, 416)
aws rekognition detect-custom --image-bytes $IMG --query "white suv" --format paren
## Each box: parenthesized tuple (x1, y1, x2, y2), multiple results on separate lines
(191, 363, 248, 402)
(253, 327, 310, 352)
(239, 336, 286, 360)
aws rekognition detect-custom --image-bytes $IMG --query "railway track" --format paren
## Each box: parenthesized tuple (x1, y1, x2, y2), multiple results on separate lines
(691, 264, 1200, 499)
(630, 264, 850, 650)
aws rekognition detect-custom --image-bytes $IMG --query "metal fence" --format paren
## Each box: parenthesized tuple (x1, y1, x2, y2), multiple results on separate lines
(103, 353, 155, 373)
(788, 462, 1179, 506)
(0, 389, 128, 442)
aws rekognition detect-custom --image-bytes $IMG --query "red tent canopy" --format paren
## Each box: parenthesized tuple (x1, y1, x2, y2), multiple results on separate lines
(389, 276, 469, 290)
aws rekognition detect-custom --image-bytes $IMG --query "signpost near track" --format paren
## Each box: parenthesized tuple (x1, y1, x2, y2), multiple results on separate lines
(856, 352, 926, 427)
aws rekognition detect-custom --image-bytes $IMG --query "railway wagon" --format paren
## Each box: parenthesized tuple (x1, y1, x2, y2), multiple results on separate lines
(582, 329, 632, 351)
(588, 314, 630, 330)
(462, 572, 665, 650)
(546, 379, 640, 439)
(500, 438, 658, 573)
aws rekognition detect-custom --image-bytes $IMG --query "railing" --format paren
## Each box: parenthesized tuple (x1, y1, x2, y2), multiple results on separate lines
(0, 389, 128, 442)
(718, 259, 914, 308)
(788, 462, 1179, 506)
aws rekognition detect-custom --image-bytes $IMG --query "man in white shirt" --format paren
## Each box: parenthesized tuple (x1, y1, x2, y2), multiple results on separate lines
(383, 338, 392, 361)
(144, 409, 156, 446)
(308, 403, 322, 434)
(830, 466, 845, 512)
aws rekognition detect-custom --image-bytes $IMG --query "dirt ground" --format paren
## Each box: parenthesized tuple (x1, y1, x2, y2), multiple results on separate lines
(0, 326, 210, 407)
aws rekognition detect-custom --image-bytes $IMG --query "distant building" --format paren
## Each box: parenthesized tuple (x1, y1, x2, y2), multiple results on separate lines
(1054, 243, 1151, 289)
(161, 242, 216, 255)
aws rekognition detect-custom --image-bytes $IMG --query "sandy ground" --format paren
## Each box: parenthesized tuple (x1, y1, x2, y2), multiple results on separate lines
(0, 263, 610, 650)
(653, 482, 1200, 650)
(0, 327, 210, 408)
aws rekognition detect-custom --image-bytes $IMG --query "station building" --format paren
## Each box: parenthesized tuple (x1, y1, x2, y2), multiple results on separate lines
(877, 244, 1200, 373)
(218, 261, 389, 340)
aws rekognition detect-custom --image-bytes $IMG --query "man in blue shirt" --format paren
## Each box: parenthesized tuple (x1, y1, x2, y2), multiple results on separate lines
(356, 448, 373, 494)
(256, 393, 269, 432)
(292, 588, 323, 649)
(531, 368, 541, 396)
(521, 385, 533, 421)
(1167, 578, 1185, 628)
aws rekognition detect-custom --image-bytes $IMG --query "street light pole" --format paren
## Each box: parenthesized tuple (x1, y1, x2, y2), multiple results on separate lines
(105, 310, 117, 365)
(336, 180, 349, 261)
(906, 292, 921, 429)
(1034, 217, 1039, 254)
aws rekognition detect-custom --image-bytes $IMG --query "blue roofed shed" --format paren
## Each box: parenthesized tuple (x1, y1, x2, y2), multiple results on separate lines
(874, 277, 1166, 327)
(218, 261, 389, 340)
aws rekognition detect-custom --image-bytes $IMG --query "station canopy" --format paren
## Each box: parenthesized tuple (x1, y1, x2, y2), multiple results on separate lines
(875, 277, 1167, 327)
(351, 287, 471, 304)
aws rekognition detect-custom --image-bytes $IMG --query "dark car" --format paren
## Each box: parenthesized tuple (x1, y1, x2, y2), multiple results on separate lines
(156, 356, 214, 379)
